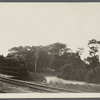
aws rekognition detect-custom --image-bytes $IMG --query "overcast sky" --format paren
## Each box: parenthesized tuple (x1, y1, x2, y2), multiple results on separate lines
(0, 3, 100, 59)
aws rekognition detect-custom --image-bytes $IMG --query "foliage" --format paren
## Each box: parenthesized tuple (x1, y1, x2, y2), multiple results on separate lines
(0, 40, 100, 84)
(58, 52, 87, 81)
(85, 39, 100, 83)
(87, 39, 100, 68)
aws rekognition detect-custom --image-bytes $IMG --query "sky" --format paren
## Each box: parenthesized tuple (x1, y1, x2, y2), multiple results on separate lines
(0, 3, 100, 59)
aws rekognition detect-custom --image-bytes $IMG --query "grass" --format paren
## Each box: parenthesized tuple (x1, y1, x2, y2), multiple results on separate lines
(0, 81, 38, 93)
(44, 76, 100, 92)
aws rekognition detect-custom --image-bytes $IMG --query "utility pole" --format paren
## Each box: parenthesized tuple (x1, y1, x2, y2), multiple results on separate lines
(34, 50, 38, 76)
(34, 47, 41, 76)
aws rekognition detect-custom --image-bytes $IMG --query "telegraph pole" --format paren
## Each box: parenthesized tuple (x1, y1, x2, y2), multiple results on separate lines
(34, 51, 38, 76)
(34, 47, 41, 76)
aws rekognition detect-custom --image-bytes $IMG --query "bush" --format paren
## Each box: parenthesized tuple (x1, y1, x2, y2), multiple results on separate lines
(26, 71, 46, 82)
(58, 63, 87, 82)
(86, 66, 100, 84)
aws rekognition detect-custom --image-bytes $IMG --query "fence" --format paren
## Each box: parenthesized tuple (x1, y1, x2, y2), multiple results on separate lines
(0, 66, 26, 78)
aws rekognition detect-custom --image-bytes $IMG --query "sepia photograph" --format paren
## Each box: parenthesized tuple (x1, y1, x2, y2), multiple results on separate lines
(0, 3, 100, 97)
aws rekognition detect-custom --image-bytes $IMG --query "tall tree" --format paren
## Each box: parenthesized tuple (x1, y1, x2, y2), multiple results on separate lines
(48, 42, 71, 71)
(7, 45, 51, 73)
(48, 42, 70, 56)
(86, 39, 100, 68)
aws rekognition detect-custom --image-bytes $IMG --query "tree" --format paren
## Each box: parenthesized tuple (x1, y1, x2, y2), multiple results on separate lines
(58, 52, 87, 81)
(48, 42, 70, 56)
(7, 46, 35, 73)
(88, 39, 100, 57)
(47, 42, 71, 71)
(7, 45, 51, 73)
(31, 45, 51, 74)
(84, 39, 100, 83)
(76, 48, 84, 56)
(86, 39, 100, 68)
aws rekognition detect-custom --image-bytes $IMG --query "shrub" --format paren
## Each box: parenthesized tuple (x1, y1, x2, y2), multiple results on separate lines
(26, 71, 46, 82)
(86, 66, 100, 84)
(58, 63, 87, 82)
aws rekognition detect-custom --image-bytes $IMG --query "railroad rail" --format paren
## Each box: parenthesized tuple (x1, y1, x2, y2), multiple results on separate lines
(0, 76, 82, 93)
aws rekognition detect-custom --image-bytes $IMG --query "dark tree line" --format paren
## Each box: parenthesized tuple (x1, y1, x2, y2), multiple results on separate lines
(0, 39, 100, 83)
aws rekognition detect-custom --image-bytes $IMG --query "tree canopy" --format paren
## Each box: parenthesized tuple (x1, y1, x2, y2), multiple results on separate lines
(0, 40, 100, 83)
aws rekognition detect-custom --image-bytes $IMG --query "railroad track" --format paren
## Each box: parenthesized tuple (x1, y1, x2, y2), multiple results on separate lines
(0, 76, 82, 93)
